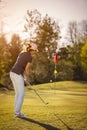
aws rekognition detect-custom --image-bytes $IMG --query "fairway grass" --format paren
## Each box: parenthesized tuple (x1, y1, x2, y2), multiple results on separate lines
(0, 81, 87, 130)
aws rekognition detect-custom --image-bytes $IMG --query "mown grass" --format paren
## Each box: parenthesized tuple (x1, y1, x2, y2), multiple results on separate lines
(0, 81, 87, 130)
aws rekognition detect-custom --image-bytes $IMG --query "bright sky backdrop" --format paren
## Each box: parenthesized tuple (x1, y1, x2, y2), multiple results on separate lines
(0, 0, 87, 42)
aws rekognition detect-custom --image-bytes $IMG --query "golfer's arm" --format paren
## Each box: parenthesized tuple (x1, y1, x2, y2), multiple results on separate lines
(24, 62, 31, 77)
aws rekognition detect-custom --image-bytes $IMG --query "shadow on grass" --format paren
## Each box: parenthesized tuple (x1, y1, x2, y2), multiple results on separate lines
(20, 117, 60, 130)
(54, 114, 74, 130)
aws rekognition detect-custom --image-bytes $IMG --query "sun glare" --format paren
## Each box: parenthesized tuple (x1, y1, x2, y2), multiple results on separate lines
(3, 25, 11, 33)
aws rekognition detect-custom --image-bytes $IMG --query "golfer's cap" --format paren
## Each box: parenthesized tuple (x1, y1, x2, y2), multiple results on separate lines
(30, 43, 38, 52)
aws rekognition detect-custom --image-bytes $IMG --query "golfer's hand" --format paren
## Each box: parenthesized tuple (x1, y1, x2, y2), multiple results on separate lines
(24, 77, 30, 86)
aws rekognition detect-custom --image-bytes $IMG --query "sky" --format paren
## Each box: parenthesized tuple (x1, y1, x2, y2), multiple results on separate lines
(0, 0, 87, 42)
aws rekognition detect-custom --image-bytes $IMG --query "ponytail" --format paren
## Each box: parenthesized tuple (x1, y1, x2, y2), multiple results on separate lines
(26, 44, 31, 52)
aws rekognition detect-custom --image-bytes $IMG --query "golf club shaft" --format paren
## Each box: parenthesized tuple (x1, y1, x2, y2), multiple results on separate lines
(33, 88, 48, 104)
(27, 82, 48, 105)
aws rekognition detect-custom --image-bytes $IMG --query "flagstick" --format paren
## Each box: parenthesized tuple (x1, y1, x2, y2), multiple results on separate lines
(54, 63, 56, 94)
(54, 53, 58, 94)
(54, 53, 58, 81)
(54, 63, 57, 80)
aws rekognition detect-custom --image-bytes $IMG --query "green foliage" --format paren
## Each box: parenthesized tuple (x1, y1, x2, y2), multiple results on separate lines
(0, 35, 7, 80)
(79, 38, 87, 80)
(35, 14, 60, 57)
(65, 20, 87, 80)
(1, 73, 13, 89)
(0, 61, 5, 81)
(5, 34, 22, 72)
(57, 60, 74, 81)
(80, 37, 87, 72)
(29, 52, 54, 84)
(0, 34, 22, 87)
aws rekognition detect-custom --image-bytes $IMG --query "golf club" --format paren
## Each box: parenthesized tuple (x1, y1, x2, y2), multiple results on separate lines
(32, 88, 49, 105)
(27, 82, 49, 105)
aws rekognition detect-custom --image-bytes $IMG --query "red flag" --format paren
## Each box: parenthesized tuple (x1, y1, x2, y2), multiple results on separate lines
(54, 53, 59, 63)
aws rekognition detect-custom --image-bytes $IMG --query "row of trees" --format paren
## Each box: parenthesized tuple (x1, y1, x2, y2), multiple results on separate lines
(0, 9, 87, 89)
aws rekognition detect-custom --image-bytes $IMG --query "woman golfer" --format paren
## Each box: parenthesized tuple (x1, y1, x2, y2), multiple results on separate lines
(10, 42, 38, 118)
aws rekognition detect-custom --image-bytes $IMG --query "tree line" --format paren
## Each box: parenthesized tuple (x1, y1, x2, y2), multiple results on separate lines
(0, 9, 87, 89)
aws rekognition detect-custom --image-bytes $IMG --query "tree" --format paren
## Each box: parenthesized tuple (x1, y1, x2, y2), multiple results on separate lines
(62, 21, 80, 64)
(65, 21, 84, 80)
(67, 21, 79, 45)
(24, 10, 60, 57)
(0, 34, 7, 80)
(80, 37, 87, 72)
(0, 34, 22, 88)
(35, 14, 60, 57)
(57, 59, 74, 81)
(34, 14, 60, 83)
(24, 9, 41, 41)
(29, 51, 55, 84)
(80, 20, 87, 42)
(24, 10, 60, 83)
(5, 34, 22, 72)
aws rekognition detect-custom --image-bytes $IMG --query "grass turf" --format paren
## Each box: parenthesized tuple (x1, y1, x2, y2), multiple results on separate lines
(0, 81, 87, 130)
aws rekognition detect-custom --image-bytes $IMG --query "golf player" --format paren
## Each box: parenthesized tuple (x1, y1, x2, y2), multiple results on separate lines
(10, 42, 38, 118)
